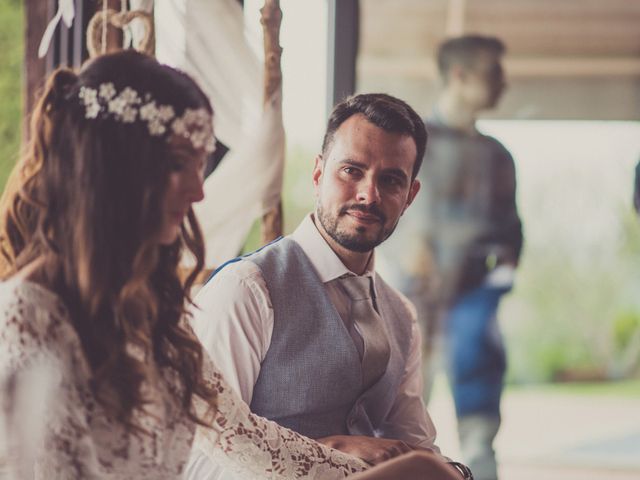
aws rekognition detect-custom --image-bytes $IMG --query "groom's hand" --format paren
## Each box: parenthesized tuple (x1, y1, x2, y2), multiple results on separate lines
(317, 435, 413, 465)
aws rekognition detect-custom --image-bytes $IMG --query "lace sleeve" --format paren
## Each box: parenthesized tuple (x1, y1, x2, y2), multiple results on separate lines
(193, 359, 369, 479)
(0, 284, 102, 479)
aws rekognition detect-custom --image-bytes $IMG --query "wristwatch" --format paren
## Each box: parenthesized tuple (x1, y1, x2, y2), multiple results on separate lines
(446, 461, 474, 479)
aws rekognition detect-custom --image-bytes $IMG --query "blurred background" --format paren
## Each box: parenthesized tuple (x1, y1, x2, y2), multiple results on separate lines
(1, 0, 639, 478)
(248, 0, 640, 386)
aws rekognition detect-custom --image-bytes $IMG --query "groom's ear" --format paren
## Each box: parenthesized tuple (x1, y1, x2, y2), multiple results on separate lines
(313, 154, 324, 192)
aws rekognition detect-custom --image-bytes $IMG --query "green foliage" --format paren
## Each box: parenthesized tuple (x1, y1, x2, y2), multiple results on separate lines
(612, 309, 640, 351)
(281, 145, 316, 231)
(504, 205, 640, 383)
(242, 146, 316, 254)
(0, 0, 23, 191)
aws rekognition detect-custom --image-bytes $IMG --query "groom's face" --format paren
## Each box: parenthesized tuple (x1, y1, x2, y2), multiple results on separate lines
(312, 114, 420, 253)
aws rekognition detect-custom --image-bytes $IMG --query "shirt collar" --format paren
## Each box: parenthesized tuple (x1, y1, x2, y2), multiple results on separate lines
(290, 214, 376, 285)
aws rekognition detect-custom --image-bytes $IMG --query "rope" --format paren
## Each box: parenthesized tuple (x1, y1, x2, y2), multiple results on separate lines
(87, 5, 154, 58)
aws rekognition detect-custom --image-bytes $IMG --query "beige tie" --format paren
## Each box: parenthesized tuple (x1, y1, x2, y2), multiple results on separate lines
(339, 276, 391, 389)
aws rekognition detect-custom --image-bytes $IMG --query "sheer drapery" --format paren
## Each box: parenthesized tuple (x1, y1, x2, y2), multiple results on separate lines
(155, 0, 285, 267)
(36, 0, 282, 268)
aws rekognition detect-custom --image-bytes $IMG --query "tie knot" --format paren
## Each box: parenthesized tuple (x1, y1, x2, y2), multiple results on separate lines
(339, 276, 373, 301)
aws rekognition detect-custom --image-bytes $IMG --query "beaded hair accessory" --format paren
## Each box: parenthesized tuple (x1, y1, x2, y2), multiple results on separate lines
(78, 82, 215, 153)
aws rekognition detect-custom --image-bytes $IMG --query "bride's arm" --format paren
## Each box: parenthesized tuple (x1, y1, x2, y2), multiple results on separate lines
(193, 357, 368, 480)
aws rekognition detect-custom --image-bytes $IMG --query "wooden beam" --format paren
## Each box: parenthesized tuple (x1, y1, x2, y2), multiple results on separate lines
(505, 57, 640, 78)
(358, 56, 640, 79)
(101, 0, 124, 54)
(259, 0, 284, 244)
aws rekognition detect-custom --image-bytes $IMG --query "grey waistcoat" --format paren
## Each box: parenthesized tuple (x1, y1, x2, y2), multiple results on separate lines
(243, 237, 413, 439)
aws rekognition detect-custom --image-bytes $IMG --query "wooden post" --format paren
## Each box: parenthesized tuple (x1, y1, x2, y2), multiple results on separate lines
(101, 0, 124, 53)
(259, 0, 284, 244)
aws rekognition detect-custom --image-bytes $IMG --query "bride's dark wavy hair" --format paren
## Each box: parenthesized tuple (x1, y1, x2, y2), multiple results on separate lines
(0, 50, 217, 429)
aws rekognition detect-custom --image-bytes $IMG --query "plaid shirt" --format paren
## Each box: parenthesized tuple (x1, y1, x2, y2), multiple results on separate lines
(392, 115, 523, 305)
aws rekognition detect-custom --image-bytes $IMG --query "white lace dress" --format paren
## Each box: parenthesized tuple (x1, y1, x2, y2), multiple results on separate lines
(0, 279, 367, 479)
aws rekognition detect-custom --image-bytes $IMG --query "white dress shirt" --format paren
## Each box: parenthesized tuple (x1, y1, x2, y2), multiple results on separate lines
(187, 215, 439, 480)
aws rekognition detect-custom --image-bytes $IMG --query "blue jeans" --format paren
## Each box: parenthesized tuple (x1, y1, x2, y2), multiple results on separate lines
(445, 285, 509, 418)
(444, 285, 509, 480)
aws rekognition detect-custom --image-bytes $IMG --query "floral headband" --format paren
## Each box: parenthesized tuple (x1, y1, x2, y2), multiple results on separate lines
(78, 82, 215, 153)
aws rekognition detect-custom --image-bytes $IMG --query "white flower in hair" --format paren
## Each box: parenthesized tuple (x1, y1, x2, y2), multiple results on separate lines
(148, 119, 166, 136)
(78, 83, 214, 151)
(79, 86, 101, 118)
(120, 87, 141, 105)
(169, 108, 215, 152)
(86, 103, 100, 119)
(190, 130, 206, 150)
(139, 101, 159, 121)
(108, 97, 127, 116)
(109, 87, 142, 119)
(79, 86, 96, 103)
(183, 108, 203, 125)
(99, 83, 116, 100)
(171, 117, 187, 136)
(158, 105, 175, 122)
(121, 106, 138, 123)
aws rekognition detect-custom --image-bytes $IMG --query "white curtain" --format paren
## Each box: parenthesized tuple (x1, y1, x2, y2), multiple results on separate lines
(154, 0, 285, 268)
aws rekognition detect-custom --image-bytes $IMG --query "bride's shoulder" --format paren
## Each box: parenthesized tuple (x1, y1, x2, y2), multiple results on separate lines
(0, 278, 74, 359)
(0, 277, 68, 318)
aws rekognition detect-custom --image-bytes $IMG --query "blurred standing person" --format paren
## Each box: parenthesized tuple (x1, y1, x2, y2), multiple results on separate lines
(387, 35, 523, 480)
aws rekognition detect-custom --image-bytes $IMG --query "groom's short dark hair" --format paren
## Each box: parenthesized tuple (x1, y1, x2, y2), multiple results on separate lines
(321, 93, 427, 180)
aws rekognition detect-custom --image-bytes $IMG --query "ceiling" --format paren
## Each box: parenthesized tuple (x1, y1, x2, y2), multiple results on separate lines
(357, 0, 640, 120)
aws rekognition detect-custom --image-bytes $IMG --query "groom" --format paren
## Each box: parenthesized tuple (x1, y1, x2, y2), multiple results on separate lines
(188, 93, 470, 479)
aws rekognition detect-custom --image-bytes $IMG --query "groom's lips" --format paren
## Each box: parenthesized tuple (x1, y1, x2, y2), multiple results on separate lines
(347, 210, 382, 224)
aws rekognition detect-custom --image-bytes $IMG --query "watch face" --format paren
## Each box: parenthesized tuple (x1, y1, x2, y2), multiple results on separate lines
(447, 461, 474, 479)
